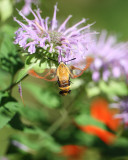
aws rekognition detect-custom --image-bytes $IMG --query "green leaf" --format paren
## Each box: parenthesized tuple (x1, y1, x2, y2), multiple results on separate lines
(11, 127, 61, 152)
(86, 84, 101, 97)
(18, 105, 48, 122)
(0, 54, 23, 75)
(0, 0, 13, 21)
(0, 101, 20, 129)
(16, 61, 42, 83)
(99, 80, 127, 96)
(9, 113, 24, 131)
(24, 82, 60, 108)
(1, 25, 16, 37)
(75, 114, 105, 129)
(16, 68, 28, 83)
(114, 137, 128, 147)
(0, 70, 11, 90)
(0, 92, 21, 129)
(0, 32, 16, 58)
(0, 91, 9, 103)
(0, 28, 23, 75)
(75, 131, 96, 146)
(25, 54, 52, 73)
(71, 79, 84, 90)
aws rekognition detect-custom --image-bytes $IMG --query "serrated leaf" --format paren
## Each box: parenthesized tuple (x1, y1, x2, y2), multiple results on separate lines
(24, 83, 60, 108)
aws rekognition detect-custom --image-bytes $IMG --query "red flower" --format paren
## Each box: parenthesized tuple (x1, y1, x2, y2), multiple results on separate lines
(61, 145, 86, 160)
(78, 125, 115, 144)
(91, 98, 120, 131)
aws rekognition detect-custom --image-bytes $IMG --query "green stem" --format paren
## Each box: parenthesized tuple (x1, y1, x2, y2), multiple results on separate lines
(47, 110, 67, 135)
(2, 74, 29, 92)
(47, 85, 85, 135)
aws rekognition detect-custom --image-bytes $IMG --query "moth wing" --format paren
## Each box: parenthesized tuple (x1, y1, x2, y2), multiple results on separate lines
(28, 68, 57, 81)
(69, 57, 93, 78)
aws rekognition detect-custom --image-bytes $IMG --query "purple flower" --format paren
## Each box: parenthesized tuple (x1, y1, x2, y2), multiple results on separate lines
(18, 82, 22, 98)
(14, 4, 95, 64)
(16, 0, 38, 16)
(12, 140, 30, 152)
(18, 82, 25, 106)
(113, 97, 128, 127)
(87, 30, 128, 81)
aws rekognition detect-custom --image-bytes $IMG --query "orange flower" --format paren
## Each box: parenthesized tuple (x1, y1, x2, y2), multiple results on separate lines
(78, 125, 116, 144)
(75, 98, 121, 145)
(91, 98, 120, 131)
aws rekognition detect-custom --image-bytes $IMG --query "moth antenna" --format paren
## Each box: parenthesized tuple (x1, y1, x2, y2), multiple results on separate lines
(18, 82, 25, 107)
(64, 58, 76, 63)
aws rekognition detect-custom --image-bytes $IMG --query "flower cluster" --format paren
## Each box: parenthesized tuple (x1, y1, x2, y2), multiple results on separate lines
(14, 4, 95, 65)
(87, 31, 128, 81)
(14, 4, 128, 81)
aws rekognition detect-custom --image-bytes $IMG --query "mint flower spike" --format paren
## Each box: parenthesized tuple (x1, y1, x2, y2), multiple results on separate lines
(87, 30, 128, 81)
(14, 4, 96, 64)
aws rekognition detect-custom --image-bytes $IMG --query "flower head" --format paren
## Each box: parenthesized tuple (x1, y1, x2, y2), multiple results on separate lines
(14, 4, 95, 65)
(87, 31, 128, 81)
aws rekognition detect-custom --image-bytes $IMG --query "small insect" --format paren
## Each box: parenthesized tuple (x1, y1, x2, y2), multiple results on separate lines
(28, 57, 93, 96)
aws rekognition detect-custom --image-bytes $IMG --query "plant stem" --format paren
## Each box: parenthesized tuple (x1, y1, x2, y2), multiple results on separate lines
(47, 110, 67, 135)
(2, 74, 29, 92)
(47, 85, 85, 135)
